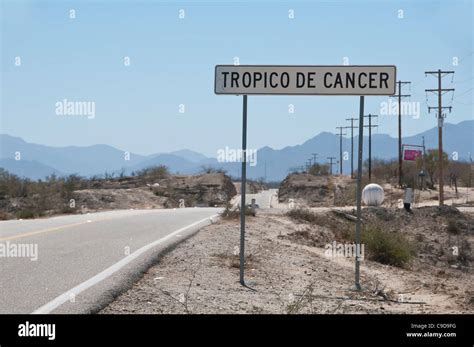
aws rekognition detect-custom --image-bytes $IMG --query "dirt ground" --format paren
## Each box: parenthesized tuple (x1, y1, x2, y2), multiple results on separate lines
(101, 207, 473, 314)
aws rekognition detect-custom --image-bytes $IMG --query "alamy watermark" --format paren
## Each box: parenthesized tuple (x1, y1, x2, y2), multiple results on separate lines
(380, 99, 420, 119)
(55, 99, 95, 119)
(217, 146, 257, 167)
(324, 241, 364, 260)
(18, 321, 55, 341)
(0, 241, 38, 261)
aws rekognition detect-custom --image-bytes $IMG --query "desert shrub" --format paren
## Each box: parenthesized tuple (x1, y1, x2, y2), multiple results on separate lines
(0, 169, 28, 198)
(0, 211, 13, 220)
(286, 208, 319, 224)
(137, 165, 170, 181)
(221, 203, 255, 219)
(213, 252, 257, 269)
(200, 166, 227, 174)
(446, 219, 461, 235)
(60, 206, 76, 214)
(15, 210, 37, 219)
(370, 158, 398, 184)
(362, 225, 416, 268)
(286, 208, 347, 233)
(308, 163, 329, 176)
(327, 177, 335, 194)
(61, 174, 82, 198)
(333, 183, 357, 206)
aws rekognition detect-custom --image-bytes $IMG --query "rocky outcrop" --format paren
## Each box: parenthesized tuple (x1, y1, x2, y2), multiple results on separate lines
(72, 188, 167, 211)
(152, 172, 237, 207)
(278, 173, 332, 207)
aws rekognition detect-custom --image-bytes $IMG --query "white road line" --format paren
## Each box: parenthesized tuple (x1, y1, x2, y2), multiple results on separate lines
(32, 214, 219, 314)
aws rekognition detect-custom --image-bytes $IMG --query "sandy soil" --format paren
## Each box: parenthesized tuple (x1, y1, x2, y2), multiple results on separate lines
(101, 208, 473, 314)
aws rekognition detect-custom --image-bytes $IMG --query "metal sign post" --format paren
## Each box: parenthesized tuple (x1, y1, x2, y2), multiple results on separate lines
(354, 96, 364, 291)
(239, 95, 248, 285)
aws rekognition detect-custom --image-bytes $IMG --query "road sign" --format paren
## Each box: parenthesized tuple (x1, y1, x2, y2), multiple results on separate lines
(404, 149, 422, 161)
(215, 63, 397, 290)
(215, 65, 396, 96)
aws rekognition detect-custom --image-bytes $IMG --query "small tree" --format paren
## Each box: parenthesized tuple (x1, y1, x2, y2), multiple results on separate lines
(417, 149, 449, 189)
(137, 165, 170, 181)
(447, 160, 472, 191)
(308, 163, 329, 176)
(370, 158, 398, 184)
(62, 174, 82, 198)
(199, 166, 226, 174)
(0, 168, 27, 198)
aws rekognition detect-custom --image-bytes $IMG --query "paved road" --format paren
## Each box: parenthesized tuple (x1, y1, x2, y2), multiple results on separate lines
(0, 208, 221, 313)
(245, 189, 278, 208)
(231, 188, 278, 209)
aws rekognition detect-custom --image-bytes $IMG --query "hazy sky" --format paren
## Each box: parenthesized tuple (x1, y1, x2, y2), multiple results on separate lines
(1, 0, 472, 157)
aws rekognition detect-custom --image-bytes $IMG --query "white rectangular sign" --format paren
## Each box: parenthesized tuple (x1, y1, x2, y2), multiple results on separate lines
(215, 65, 396, 96)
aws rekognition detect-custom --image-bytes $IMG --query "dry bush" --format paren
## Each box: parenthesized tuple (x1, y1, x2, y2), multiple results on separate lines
(0, 211, 13, 220)
(136, 165, 170, 181)
(361, 225, 416, 268)
(286, 208, 320, 224)
(221, 203, 255, 219)
(446, 219, 461, 235)
(213, 252, 257, 269)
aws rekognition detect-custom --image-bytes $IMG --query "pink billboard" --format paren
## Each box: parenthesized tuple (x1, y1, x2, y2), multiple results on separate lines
(403, 149, 422, 161)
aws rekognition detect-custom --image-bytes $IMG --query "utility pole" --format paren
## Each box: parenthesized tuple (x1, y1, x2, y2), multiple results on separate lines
(425, 69, 454, 206)
(420, 136, 426, 190)
(363, 114, 378, 180)
(346, 118, 358, 178)
(306, 159, 313, 172)
(389, 81, 411, 187)
(470, 153, 473, 188)
(336, 126, 348, 175)
(469, 153, 473, 203)
(312, 153, 318, 165)
(327, 156, 336, 176)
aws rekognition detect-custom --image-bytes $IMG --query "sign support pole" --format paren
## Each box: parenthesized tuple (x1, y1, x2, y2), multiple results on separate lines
(239, 95, 248, 286)
(354, 95, 364, 291)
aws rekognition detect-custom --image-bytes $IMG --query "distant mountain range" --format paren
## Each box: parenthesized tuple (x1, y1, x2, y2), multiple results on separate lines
(1, 120, 472, 181)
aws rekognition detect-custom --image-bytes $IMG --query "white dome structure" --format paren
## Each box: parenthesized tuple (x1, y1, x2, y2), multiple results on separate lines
(362, 183, 384, 206)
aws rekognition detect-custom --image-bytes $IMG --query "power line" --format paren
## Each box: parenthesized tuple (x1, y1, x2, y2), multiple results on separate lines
(389, 80, 411, 187)
(425, 69, 455, 206)
(336, 126, 348, 176)
(452, 100, 474, 106)
(327, 157, 336, 176)
(363, 114, 378, 180)
(454, 77, 474, 84)
(454, 87, 473, 98)
(305, 159, 313, 172)
(345, 117, 358, 179)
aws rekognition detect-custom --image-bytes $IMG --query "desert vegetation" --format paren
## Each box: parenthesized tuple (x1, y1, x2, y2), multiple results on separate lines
(0, 165, 236, 219)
